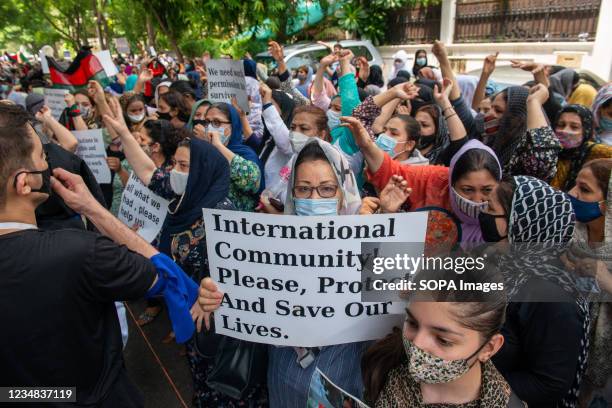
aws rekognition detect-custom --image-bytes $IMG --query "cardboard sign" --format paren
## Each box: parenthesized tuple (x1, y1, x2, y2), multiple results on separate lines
(118, 172, 170, 242)
(202, 209, 428, 347)
(73, 129, 111, 184)
(43, 88, 68, 120)
(206, 59, 249, 114)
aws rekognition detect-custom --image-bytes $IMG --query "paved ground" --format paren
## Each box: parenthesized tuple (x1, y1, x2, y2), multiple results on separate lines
(123, 299, 193, 408)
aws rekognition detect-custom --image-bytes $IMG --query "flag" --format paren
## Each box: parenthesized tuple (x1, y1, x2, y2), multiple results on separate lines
(46, 46, 111, 91)
(17, 51, 29, 64)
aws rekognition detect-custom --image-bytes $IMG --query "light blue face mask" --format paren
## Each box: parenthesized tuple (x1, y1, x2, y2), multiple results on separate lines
(327, 109, 341, 130)
(375, 133, 397, 155)
(600, 116, 612, 131)
(416, 57, 426, 66)
(208, 124, 229, 144)
(294, 198, 339, 216)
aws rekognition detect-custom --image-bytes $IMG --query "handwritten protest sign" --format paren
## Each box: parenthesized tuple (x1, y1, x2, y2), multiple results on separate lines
(202, 209, 428, 347)
(43, 88, 68, 120)
(72, 129, 111, 184)
(308, 368, 370, 408)
(206, 59, 249, 114)
(114, 37, 130, 54)
(118, 172, 170, 242)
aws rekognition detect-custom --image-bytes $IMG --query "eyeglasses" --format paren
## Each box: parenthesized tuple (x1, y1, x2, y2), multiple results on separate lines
(202, 119, 231, 128)
(293, 184, 338, 199)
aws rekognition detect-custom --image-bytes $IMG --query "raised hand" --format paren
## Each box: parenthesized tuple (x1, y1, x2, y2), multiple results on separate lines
(87, 80, 105, 103)
(483, 52, 499, 76)
(340, 115, 371, 148)
(433, 78, 453, 106)
(359, 196, 381, 215)
(268, 41, 284, 63)
(64, 93, 76, 107)
(527, 83, 549, 104)
(431, 40, 448, 61)
(510, 59, 545, 74)
(35, 105, 53, 123)
(319, 53, 339, 68)
(138, 68, 153, 83)
(259, 81, 273, 104)
(379, 175, 412, 213)
(392, 82, 420, 100)
(103, 97, 130, 135)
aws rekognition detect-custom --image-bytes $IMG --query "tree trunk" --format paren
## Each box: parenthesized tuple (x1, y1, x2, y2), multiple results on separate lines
(92, 0, 105, 49)
(146, 13, 156, 49)
(151, 9, 183, 62)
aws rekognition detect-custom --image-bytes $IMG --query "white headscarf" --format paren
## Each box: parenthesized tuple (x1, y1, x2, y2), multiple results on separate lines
(283, 138, 361, 216)
(390, 50, 409, 80)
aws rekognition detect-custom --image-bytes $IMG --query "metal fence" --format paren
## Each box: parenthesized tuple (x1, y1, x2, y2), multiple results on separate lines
(387, 4, 442, 44)
(454, 0, 602, 43)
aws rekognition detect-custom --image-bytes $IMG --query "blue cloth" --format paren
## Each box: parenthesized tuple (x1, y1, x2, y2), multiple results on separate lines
(243, 59, 257, 79)
(124, 74, 138, 92)
(146, 253, 199, 343)
(223, 102, 266, 192)
(267, 342, 370, 408)
(158, 137, 230, 255)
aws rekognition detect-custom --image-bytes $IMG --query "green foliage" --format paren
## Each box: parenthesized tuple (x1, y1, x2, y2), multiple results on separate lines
(334, 0, 439, 45)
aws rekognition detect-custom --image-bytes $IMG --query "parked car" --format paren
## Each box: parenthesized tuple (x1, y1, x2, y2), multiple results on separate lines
(255, 39, 384, 74)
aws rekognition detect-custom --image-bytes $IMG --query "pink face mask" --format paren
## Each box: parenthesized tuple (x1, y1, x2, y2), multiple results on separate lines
(555, 130, 583, 149)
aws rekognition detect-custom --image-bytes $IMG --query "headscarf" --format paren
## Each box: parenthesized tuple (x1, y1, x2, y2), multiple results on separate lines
(592, 83, 612, 144)
(296, 66, 313, 98)
(283, 138, 361, 215)
(416, 104, 450, 165)
(555, 104, 595, 191)
(411, 49, 428, 77)
(449, 140, 502, 243)
(158, 137, 230, 254)
(549, 68, 578, 100)
(223, 102, 265, 192)
(243, 59, 257, 79)
(410, 84, 434, 116)
(186, 99, 211, 130)
(155, 81, 172, 108)
(489, 86, 529, 170)
(390, 50, 409, 80)
(456, 75, 479, 107)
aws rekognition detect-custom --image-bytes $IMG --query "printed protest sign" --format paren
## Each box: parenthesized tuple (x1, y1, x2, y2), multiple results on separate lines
(118, 172, 170, 242)
(43, 88, 68, 120)
(202, 209, 428, 347)
(73, 129, 111, 184)
(308, 368, 370, 408)
(205, 59, 249, 114)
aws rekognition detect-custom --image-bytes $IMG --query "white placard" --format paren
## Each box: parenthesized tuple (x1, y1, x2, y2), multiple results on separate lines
(43, 88, 68, 120)
(93, 50, 118, 77)
(202, 209, 428, 347)
(118, 172, 170, 242)
(73, 129, 111, 184)
(114, 37, 130, 54)
(205, 59, 249, 114)
(40, 51, 49, 74)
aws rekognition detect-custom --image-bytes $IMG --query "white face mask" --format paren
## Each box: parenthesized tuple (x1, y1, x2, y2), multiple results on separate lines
(289, 131, 312, 153)
(169, 169, 189, 195)
(79, 105, 91, 118)
(128, 112, 145, 123)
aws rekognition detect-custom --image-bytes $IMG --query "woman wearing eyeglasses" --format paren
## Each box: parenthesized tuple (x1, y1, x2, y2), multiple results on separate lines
(202, 102, 265, 211)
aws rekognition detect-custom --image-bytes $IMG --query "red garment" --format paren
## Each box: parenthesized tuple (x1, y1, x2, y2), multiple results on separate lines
(366, 153, 451, 211)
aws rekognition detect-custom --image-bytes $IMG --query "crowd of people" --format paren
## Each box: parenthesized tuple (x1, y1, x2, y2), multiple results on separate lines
(1, 38, 611, 408)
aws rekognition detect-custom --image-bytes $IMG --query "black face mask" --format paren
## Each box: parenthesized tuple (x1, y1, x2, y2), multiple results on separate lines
(478, 212, 508, 242)
(14, 167, 52, 196)
(177, 111, 191, 123)
(157, 111, 172, 121)
(418, 134, 435, 149)
(192, 119, 207, 128)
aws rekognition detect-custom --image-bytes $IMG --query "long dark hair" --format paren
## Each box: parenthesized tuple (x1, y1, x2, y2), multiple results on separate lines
(362, 294, 506, 404)
(143, 120, 184, 161)
(451, 148, 501, 185)
(159, 90, 190, 118)
(412, 49, 427, 77)
(582, 158, 612, 197)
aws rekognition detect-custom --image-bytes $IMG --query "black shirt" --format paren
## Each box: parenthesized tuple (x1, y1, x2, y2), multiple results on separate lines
(36, 143, 107, 231)
(0, 229, 156, 407)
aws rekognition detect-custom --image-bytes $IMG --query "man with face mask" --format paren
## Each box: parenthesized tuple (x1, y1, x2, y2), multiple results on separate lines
(0, 103, 199, 407)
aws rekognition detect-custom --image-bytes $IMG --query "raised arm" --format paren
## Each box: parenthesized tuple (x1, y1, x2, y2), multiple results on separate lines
(88, 80, 112, 120)
(36, 106, 79, 152)
(103, 97, 157, 185)
(431, 41, 460, 100)
(133, 68, 153, 95)
(526, 84, 550, 130)
(434, 79, 466, 142)
(64, 93, 88, 131)
(341, 115, 384, 173)
(312, 53, 338, 109)
(472, 52, 498, 110)
(269, 41, 310, 106)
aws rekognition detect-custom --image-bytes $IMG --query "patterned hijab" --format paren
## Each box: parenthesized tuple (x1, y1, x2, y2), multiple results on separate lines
(283, 138, 361, 216)
(592, 83, 612, 143)
(555, 104, 595, 191)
